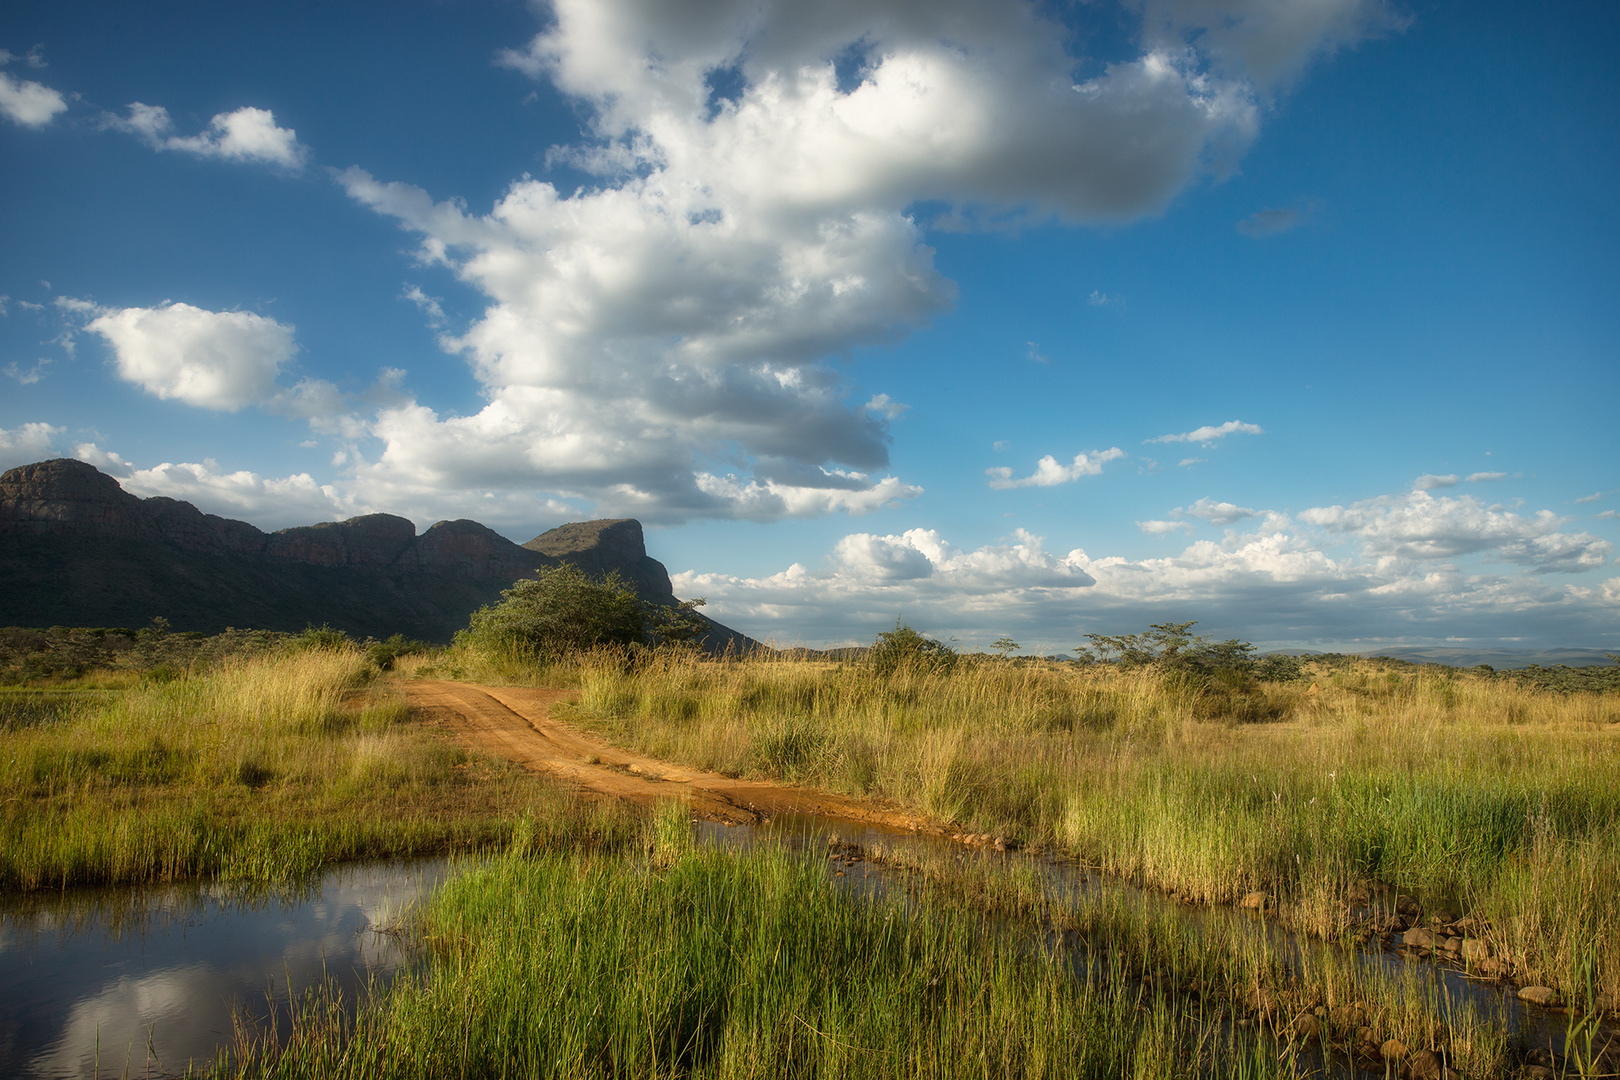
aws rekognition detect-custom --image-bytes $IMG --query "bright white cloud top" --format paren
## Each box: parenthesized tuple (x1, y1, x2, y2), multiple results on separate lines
(1, 0, 1615, 651)
(110, 104, 309, 168)
(87, 302, 297, 411)
(0, 71, 67, 128)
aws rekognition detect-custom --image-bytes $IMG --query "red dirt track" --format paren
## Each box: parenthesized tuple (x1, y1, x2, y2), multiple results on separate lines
(405, 679, 941, 833)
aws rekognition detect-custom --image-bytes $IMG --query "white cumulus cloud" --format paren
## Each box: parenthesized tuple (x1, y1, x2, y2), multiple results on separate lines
(1138, 519, 1194, 535)
(0, 422, 65, 469)
(1299, 490, 1611, 573)
(110, 103, 308, 168)
(86, 302, 298, 411)
(99, 458, 357, 532)
(1178, 496, 1259, 525)
(0, 67, 68, 127)
(675, 526, 1098, 646)
(674, 484, 1614, 651)
(329, 0, 1381, 522)
(987, 447, 1126, 489)
(1147, 419, 1264, 444)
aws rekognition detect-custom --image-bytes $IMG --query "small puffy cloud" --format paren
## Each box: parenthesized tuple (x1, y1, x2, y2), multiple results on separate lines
(1180, 497, 1258, 526)
(72, 443, 132, 472)
(833, 532, 937, 580)
(0, 67, 68, 128)
(1147, 420, 1263, 445)
(1138, 519, 1193, 535)
(987, 447, 1126, 489)
(53, 295, 102, 319)
(0, 421, 64, 468)
(111, 103, 308, 168)
(864, 393, 909, 419)
(1300, 490, 1611, 573)
(86, 302, 297, 411)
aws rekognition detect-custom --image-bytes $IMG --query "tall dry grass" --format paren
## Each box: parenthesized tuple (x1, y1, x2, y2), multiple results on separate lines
(551, 649, 1620, 1002)
(0, 647, 602, 890)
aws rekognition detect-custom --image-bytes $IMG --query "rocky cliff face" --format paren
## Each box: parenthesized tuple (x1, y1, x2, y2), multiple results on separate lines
(0, 459, 581, 581)
(0, 458, 736, 645)
(524, 519, 674, 603)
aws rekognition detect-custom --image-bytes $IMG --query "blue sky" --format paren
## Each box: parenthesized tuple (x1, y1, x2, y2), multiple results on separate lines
(3, 0, 1616, 652)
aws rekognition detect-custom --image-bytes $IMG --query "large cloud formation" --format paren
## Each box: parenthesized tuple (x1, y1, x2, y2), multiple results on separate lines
(327, 0, 1389, 523)
(677, 484, 1618, 651)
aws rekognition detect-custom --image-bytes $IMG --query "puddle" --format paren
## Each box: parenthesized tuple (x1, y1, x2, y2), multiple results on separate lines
(699, 810, 1619, 1076)
(0, 860, 451, 1079)
(3, 816, 1613, 1077)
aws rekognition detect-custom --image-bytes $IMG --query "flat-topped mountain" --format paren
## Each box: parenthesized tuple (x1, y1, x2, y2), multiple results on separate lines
(0, 458, 745, 647)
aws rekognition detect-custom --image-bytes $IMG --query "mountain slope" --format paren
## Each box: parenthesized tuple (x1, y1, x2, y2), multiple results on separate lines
(0, 459, 756, 649)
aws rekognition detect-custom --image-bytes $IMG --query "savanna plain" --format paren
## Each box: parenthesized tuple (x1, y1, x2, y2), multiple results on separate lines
(2, 621, 1617, 1078)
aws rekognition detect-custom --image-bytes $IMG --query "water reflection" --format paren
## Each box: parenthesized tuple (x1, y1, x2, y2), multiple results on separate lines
(0, 860, 450, 1079)
(2, 818, 1612, 1078)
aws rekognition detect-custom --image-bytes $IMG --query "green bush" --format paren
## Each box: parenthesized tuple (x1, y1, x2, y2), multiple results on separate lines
(290, 624, 353, 652)
(460, 564, 650, 662)
(364, 633, 432, 671)
(868, 620, 957, 677)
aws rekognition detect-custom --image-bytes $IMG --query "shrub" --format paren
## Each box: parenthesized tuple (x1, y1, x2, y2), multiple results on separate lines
(365, 633, 433, 671)
(460, 564, 649, 663)
(291, 624, 353, 652)
(868, 620, 957, 677)
(1254, 653, 1305, 682)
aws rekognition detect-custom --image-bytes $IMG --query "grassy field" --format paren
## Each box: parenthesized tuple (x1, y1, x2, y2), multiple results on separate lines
(0, 646, 624, 890)
(534, 648, 1620, 1005)
(215, 805, 1534, 1079)
(3, 632, 1603, 1075)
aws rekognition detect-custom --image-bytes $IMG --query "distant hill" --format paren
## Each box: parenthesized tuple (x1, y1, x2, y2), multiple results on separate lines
(1356, 646, 1616, 670)
(0, 458, 759, 649)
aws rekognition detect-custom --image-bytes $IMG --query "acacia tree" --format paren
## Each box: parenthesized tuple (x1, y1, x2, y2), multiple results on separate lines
(461, 564, 649, 660)
(1082, 621, 1256, 674)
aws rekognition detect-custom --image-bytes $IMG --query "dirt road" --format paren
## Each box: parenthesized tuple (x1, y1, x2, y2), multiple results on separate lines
(405, 679, 941, 833)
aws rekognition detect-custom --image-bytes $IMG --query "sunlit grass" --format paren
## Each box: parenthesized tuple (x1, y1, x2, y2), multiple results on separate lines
(213, 808, 1299, 1080)
(0, 647, 614, 890)
(530, 648, 1619, 1002)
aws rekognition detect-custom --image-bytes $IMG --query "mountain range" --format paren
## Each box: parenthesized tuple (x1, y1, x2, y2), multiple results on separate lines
(0, 458, 755, 648)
